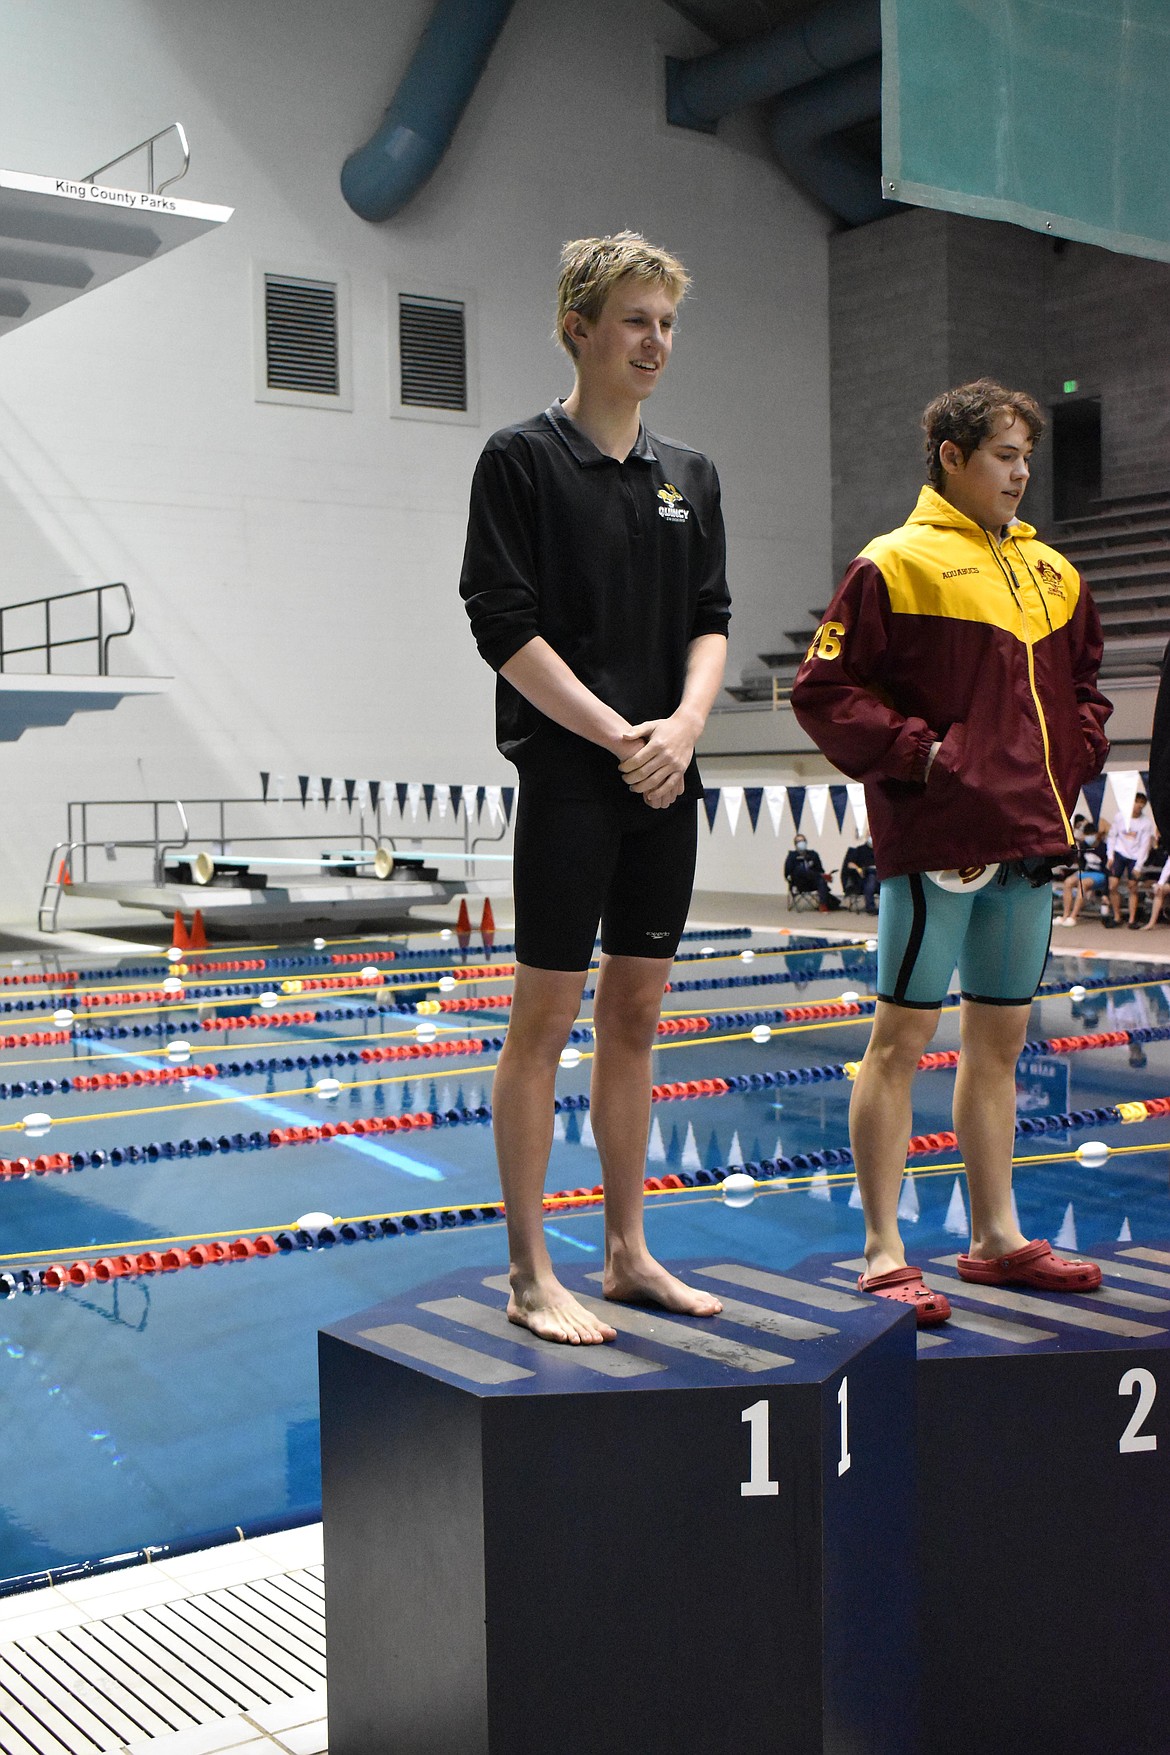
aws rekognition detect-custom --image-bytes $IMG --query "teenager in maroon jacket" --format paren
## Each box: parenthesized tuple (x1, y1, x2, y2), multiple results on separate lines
(793, 381, 1111, 1323)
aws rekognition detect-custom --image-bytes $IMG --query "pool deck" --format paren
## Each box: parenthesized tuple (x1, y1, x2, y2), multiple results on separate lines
(0, 1524, 328, 1753)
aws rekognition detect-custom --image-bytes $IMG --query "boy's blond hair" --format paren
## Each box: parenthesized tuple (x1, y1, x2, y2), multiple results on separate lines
(555, 230, 690, 359)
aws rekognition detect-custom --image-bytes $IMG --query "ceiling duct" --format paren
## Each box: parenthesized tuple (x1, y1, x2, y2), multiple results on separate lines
(768, 55, 886, 227)
(666, 0, 886, 225)
(342, 0, 515, 223)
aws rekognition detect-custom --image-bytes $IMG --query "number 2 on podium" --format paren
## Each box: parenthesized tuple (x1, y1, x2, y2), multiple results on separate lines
(1119, 1367, 1158, 1453)
(740, 1378, 852, 1496)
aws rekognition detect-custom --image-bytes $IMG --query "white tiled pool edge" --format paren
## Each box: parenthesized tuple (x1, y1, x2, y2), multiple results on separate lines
(0, 1524, 329, 1753)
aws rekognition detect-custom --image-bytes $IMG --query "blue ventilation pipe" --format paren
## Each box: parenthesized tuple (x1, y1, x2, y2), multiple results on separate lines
(768, 56, 886, 228)
(341, 0, 516, 222)
(665, 0, 885, 225)
(665, 0, 880, 132)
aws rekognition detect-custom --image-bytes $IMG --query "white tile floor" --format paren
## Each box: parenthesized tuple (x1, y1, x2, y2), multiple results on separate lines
(0, 1525, 330, 1753)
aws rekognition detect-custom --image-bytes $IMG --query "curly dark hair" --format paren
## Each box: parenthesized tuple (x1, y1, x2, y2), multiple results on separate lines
(922, 379, 1045, 490)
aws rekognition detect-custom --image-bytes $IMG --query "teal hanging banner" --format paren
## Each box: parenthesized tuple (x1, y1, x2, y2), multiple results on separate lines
(882, 0, 1170, 261)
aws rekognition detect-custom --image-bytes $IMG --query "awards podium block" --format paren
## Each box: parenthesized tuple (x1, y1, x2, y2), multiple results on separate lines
(914, 1245, 1170, 1755)
(320, 1261, 917, 1755)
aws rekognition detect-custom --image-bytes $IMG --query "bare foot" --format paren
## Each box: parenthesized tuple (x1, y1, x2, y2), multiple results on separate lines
(507, 1272, 617, 1345)
(863, 1248, 908, 1281)
(602, 1252, 722, 1318)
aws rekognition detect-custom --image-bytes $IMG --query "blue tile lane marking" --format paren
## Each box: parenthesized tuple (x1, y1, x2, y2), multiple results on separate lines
(82, 1038, 446, 1181)
(543, 1225, 599, 1253)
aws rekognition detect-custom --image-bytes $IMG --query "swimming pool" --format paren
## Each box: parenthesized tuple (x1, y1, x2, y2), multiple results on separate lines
(2, 926, 1169, 1589)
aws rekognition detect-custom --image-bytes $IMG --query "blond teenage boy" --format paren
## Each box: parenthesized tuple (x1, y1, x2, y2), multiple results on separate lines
(460, 233, 730, 1344)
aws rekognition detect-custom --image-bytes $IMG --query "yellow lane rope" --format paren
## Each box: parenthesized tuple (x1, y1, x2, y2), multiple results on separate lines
(6, 975, 1170, 1128)
(0, 1021, 507, 1070)
(0, 1063, 504, 1130)
(6, 971, 1168, 1072)
(6, 952, 1166, 1030)
(0, 1023, 851, 1130)
(6, 1139, 1167, 1266)
(0, 935, 874, 1004)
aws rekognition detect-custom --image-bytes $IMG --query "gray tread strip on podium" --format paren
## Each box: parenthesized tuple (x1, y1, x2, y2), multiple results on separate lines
(822, 1275, 1056, 1343)
(1122, 1246, 1170, 1269)
(921, 1271, 1166, 1338)
(929, 1253, 1170, 1313)
(583, 1272, 838, 1340)
(481, 1276, 795, 1369)
(359, 1322, 533, 1384)
(694, 1262, 866, 1312)
(1098, 1259, 1170, 1290)
(419, 1296, 665, 1376)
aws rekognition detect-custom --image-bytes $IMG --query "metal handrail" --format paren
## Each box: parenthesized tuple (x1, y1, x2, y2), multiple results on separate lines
(85, 123, 190, 196)
(155, 799, 192, 883)
(0, 583, 135, 676)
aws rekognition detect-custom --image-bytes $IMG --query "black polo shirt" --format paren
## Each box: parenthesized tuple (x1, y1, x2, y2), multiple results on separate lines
(459, 400, 731, 801)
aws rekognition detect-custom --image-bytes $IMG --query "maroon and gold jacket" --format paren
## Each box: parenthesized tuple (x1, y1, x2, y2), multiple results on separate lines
(790, 487, 1112, 880)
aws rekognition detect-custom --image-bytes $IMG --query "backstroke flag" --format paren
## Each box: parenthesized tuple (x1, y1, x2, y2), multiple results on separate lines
(882, 0, 1170, 261)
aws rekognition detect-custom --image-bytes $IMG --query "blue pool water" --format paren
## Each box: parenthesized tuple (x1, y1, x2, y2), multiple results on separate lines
(2, 928, 1169, 1586)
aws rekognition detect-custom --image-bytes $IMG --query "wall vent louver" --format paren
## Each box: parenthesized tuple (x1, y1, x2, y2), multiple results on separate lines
(264, 274, 340, 396)
(399, 294, 467, 411)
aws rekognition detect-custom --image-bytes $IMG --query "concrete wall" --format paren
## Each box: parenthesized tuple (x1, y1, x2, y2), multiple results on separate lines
(828, 207, 1170, 578)
(1046, 245, 1170, 502)
(828, 208, 952, 579)
(0, 0, 834, 926)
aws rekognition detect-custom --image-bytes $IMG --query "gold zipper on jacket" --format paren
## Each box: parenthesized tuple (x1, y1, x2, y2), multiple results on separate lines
(991, 535, 1074, 843)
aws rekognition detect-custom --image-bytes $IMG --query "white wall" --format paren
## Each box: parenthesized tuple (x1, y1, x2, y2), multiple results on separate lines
(0, 0, 832, 923)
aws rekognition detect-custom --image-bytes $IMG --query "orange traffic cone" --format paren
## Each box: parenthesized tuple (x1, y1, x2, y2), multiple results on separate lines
(480, 897, 495, 935)
(456, 898, 471, 934)
(56, 859, 71, 888)
(171, 911, 189, 951)
(189, 910, 209, 951)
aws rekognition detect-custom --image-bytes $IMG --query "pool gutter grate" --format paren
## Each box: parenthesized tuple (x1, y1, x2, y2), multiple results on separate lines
(0, 1566, 324, 1753)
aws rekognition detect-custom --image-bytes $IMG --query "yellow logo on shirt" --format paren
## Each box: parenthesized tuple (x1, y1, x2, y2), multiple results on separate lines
(657, 482, 689, 523)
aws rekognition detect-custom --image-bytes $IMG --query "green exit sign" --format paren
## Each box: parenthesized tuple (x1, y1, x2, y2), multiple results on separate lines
(1063, 379, 1079, 393)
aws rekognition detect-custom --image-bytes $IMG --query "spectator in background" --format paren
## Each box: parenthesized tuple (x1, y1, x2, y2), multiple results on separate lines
(784, 833, 837, 910)
(1149, 640, 1170, 848)
(1105, 792, 1155, 928)
(1141, 846, 1170, 929)
(1053, 815, 1089, 926)
(1061, 820, 1109, 926)
(842, 835, 879, 914)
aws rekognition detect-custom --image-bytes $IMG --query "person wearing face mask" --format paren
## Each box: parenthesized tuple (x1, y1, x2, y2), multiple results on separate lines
(1060, 819, 1108, 927)
(1053, 814, 1090, 926)
(792, 379, 1111, 1325)
(784, 833, 836, 909)
(842, 834, 879, 914)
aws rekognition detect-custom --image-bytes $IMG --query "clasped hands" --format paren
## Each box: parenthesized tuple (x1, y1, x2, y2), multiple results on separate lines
(612, 712, 700, 809)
